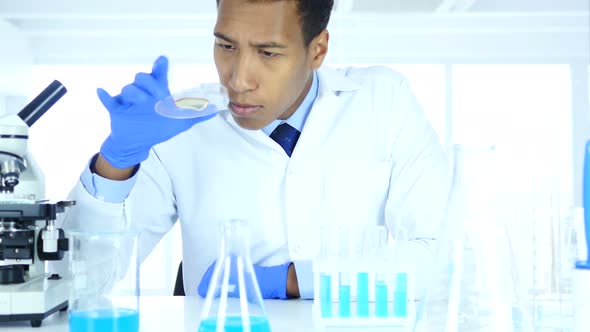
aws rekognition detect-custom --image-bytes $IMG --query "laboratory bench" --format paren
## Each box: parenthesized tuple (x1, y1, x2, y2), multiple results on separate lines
(0, 296, 403, 331)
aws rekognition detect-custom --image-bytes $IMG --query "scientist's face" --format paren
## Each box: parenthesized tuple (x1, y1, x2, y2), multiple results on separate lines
(214, 0, 328, 130)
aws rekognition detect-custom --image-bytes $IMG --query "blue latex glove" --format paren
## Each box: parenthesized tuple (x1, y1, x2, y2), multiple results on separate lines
(197, 258, 291, 300)
(97, 55, 216, 169)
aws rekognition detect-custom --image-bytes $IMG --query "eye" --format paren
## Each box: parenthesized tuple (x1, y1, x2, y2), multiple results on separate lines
(216, 43, 235, 51)
(260, 50, 279, 58)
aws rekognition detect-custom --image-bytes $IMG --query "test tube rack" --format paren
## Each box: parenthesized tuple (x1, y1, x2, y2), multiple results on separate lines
(312, 258, 415, 329)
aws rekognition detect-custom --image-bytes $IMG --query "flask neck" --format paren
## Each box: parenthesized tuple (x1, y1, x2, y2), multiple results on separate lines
(220, 220, 251, 259)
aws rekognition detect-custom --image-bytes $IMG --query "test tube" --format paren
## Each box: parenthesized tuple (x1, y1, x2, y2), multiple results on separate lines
(339, 272, 351, 318)
(357, 225, 379, 318)
(320, 273, 332, 318)
(319, 224, 333, 318)
(337, 225, 351, 318)
(357, 272, 370, 317)
(375, 273, 389, 317)
(373, 226, 389, 317)
(393, 272, 408, 317)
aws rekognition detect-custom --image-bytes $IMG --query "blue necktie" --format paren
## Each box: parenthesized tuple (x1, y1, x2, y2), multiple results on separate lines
(270, 123, 301, 157)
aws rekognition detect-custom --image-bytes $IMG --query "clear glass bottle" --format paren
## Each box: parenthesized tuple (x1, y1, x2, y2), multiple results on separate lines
(198, 219, 271, 332)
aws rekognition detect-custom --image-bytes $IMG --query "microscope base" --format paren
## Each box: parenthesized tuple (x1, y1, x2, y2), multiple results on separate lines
(0, 273, 70, 327)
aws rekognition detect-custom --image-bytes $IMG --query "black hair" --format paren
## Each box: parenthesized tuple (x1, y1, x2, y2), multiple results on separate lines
(216, 0, 334, 46)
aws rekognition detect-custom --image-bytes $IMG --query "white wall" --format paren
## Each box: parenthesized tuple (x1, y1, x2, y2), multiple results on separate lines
(0, 19, 32, 114)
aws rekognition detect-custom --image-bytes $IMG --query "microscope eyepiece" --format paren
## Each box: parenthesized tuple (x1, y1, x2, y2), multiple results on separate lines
(17, 80, 67, 127)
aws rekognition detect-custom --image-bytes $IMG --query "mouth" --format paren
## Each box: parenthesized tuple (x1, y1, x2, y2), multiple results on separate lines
(229, 102, 262, 117)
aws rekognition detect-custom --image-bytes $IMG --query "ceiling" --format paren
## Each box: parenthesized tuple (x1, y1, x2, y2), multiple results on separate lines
(0, 0, 587, 64)
(0, 0, 587, 16)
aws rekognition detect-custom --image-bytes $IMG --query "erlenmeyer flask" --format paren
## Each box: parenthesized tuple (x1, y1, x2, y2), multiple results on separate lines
(198, 219, 271, 332)
(414, 144, 534, 332)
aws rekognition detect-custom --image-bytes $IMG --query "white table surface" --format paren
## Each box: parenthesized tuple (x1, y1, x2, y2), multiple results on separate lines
(0, 296, 405, 332)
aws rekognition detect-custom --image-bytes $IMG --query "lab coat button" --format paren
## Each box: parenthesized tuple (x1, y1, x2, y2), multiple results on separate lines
(293, 244, 301, 253)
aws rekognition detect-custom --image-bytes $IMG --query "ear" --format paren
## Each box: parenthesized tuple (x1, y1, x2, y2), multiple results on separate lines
(308, 30, 329, 70)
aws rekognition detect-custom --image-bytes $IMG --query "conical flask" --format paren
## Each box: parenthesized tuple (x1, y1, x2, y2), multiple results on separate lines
(414, 144, 534, 332)
(198, 219, 271, 332)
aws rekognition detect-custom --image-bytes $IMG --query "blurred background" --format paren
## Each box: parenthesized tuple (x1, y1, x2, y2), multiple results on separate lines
(0, 0, 588, 297)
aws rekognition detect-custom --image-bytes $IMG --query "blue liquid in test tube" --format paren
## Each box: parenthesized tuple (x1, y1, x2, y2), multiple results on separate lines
(393, 272, 407, 317)
(375, 280, 389, 317)
(339, 284, 351, 317)
(320, 273, 332, 317)
(357, 272, 369, 317)
(338, 272, 351, 317)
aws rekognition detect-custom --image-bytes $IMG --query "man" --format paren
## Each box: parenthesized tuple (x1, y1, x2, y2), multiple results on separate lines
(59, 0, 450, 299)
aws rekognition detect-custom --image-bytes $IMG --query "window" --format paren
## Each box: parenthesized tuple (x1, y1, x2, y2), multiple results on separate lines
(452, 64, 572, 200)
(29, 63, 576, 296)
(452, 64, 574, 296)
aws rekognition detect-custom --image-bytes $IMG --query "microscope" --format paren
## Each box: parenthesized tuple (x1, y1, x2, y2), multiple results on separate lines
(0, 81, 74, 327)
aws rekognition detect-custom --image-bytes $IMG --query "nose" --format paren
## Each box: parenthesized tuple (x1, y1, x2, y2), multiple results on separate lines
(227, 54, 257, 94)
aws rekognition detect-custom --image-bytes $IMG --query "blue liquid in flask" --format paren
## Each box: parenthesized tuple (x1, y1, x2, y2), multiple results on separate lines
(198, 316, 272, 332)
(69, 308, 139, 332)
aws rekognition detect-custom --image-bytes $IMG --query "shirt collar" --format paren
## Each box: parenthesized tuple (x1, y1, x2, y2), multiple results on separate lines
(316, 66, 361, 95)
(262, 71, 319, 136)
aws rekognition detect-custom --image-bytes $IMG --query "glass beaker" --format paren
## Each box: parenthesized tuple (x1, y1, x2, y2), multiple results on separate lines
(529, 198, 575, 331)
(67, 230, 140, 332)
(198, 219, 271, 332)
(414, 144, 534, 332)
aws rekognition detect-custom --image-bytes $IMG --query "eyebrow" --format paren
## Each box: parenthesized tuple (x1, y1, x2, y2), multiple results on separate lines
(214, 32, 288, 49)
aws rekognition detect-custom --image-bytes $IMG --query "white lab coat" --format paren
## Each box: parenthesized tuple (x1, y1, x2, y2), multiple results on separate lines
(59, 65, 451, 296)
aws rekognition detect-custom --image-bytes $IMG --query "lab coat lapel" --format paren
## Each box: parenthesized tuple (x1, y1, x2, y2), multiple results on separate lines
(292, 66, 361, 159)
(219, 66, 361, 157)
(220, 110, 285, 154)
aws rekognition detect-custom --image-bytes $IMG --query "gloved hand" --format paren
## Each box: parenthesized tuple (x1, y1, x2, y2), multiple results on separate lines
(98, 55, 216, 169)
(197, 257, 291, 300)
